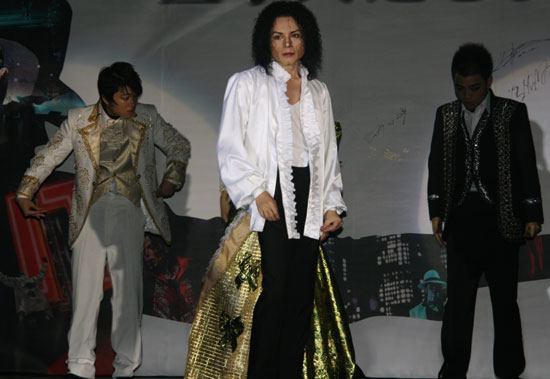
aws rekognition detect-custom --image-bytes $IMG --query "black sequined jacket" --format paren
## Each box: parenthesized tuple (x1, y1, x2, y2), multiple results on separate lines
(427, 92, 543, 241)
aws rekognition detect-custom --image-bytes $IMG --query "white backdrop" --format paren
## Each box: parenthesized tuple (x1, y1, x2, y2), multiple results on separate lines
(41, 0, 550, 377)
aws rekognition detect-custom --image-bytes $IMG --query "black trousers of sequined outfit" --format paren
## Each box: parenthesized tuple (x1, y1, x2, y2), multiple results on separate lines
(439, 193, 525, 379)
(248, 167, 319, 379)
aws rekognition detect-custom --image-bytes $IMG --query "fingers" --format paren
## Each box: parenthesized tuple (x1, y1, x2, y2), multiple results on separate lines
(16, 198, 45, 218)
(320, 218, 343, 232)
(431, 217, 446, 246)
(434, 232, 446, 246)
(259, 200, 279, 221)
(320, 232, 329, 241)
(156, 181, 177, 198)
(320, 211, 343, 233)
(256, 192, 279, 222)
(524, 223, 541, 239)
(156, 186, 175, 198)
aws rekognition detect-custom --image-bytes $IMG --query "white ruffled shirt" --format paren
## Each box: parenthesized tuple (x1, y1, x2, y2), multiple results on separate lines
(217, 61, 346, 239)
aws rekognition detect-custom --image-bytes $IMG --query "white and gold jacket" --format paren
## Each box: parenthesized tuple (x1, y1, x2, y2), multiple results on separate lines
(17, 102, 190, 246)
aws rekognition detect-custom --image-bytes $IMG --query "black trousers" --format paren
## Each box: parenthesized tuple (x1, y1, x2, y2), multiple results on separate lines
(248, 167, 319, 379)
(439, 193, 525, 379)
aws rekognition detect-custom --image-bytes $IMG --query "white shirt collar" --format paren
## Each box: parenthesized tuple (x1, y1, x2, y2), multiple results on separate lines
(269, 60, 309, 89)
(461, 91, 491, 117)
(98, 101, 121, 127)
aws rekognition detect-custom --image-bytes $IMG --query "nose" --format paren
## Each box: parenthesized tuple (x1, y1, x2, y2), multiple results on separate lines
(285, 36, 292, 47)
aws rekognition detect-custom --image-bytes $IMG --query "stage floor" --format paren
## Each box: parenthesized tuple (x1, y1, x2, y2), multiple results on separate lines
(0, 376, 438, 379)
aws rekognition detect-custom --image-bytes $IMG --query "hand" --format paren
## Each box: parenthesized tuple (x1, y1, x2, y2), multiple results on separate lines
(524, 222, 541, 239)
(320, 210, 343, 241)
(16, 197, 47, 219)
(431, 217, 446, 246)
(220, 189, 231, 223)
(156, 180, 177, 198)
(256, 191, 279, 222)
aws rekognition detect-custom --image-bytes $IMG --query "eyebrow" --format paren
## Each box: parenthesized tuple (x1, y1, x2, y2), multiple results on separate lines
(454, 83, 482, 88)
(271, 29, 301, 35)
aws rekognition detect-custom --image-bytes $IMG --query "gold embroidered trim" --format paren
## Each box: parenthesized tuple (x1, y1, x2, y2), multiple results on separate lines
(129, 119, 147, 169)
(88, 102, 100, 123)
(169, 160, 187, 167)
(17, 175, 41, 199)
(137, 182, 171, 245)
(70, 193, 96, 247)
(79, 125, 99, 174)
(15, 191, 33, 198)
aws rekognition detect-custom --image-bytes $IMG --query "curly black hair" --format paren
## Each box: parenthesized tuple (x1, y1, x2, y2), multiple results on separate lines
(451, 43, 493, 80)
(252, 1, 322, 79)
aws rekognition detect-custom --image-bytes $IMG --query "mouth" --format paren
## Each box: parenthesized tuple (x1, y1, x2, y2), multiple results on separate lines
(282, 52, 294, 57)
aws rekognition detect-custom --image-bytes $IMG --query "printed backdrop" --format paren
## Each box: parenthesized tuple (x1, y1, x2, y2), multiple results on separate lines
(1, 1, 550, 378)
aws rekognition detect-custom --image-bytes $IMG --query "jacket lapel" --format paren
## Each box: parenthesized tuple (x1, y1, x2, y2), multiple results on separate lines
(127, 114, 148, 170)
(78, 103, 101, 174)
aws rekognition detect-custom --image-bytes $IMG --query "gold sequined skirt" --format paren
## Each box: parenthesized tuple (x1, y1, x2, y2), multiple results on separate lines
(184, 212, 362, 378)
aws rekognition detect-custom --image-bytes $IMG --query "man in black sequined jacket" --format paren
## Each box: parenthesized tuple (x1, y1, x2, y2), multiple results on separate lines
(427, 43, 543, 379)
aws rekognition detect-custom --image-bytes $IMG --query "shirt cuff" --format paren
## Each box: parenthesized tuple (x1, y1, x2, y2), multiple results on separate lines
(252, 186, 266, 199)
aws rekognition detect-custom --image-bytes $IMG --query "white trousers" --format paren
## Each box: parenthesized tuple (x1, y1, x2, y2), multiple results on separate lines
(67, 193, 145, 378)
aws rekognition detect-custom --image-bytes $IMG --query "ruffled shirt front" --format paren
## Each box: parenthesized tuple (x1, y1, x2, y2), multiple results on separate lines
(217, 61, 346, 239)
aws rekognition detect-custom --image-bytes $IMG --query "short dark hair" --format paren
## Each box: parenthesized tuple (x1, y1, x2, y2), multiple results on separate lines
(252, 1, 322, 79)
(451, 43, 493, 80)
(97, 62, 142, 102)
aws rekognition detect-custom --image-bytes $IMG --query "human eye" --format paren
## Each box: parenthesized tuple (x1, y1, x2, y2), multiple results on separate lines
(272, 34, 283, 40)
(292, 32, 302, 39)
(470, 85, 481, 91)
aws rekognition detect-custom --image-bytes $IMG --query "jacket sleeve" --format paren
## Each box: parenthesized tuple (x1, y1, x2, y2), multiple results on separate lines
(217, 72, 267, 209)
(152, 106, 191, 191)
(427, 107, 445, 220)
(16, 118, 75, 198)
(320, 84, 346, 215)
(510, 103, 543, 224)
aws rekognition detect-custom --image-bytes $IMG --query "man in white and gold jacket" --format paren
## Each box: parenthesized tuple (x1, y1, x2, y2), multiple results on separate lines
(16, 62, 190, 379)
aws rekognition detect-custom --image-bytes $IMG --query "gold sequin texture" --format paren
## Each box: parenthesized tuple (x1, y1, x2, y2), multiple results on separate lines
(185, 215, 361, 378)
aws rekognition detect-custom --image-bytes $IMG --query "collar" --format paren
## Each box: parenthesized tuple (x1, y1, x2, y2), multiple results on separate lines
(98, 101, 122, 126)
(461, 90, 491, 117)
(269, 60, 309, 90)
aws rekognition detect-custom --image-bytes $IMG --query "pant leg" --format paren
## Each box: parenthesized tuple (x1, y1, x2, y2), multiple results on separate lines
(485, 241, 525, 378)
(440, 233, 482, 379)
(278, 236, 319, 378)
(248, 167, 317, 379)
(102, 194, 145, 378)
(440, 194, 492, 379)
(67, 199, 110, 378)
(248, 219, 292, 379)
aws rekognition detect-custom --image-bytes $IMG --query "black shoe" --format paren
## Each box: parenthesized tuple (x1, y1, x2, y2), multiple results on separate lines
(66, 374, 87, 379)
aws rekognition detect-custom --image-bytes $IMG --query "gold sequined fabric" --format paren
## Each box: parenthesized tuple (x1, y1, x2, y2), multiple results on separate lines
(302, 245, 360, 378)
(185, 213, 361, 378)
(185, 229, 262, 378)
